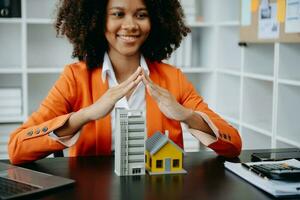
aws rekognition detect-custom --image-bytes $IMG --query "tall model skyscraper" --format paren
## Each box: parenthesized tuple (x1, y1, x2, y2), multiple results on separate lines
(115, 108, 146, 176)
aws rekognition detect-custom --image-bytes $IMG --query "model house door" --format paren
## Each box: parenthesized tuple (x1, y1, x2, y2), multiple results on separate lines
(165, 158, 171, 171)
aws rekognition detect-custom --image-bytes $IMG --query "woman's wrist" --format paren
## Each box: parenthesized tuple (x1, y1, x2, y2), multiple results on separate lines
(182, 110, 214, 136)
(54, 109, 90, 137)
(181, 108, 194, 123)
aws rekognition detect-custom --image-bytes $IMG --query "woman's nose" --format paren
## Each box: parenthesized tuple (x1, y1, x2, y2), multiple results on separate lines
(121, 16, 138, 30)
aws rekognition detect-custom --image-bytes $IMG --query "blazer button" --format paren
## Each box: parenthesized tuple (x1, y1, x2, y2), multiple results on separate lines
(223, 134, 228, 139)
(35, 128, 40, 134)
(228, 135, 231, 141)
(42, 127, 48, 133)
(27, 130, 33, 136)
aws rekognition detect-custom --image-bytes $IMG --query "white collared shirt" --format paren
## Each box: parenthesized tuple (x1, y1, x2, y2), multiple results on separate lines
(102, 53, 149, 150)
(49, 53, 149, 151)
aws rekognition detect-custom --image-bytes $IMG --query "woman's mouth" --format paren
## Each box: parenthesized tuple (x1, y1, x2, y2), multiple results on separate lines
(117, 35, 140, 43)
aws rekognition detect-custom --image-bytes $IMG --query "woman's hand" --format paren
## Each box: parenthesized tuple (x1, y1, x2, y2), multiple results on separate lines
(142, 71, 192, 122)
(83, 67, 143, 121)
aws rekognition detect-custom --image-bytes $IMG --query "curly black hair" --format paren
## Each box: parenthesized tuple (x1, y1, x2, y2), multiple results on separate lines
(55, 0, 190, 69)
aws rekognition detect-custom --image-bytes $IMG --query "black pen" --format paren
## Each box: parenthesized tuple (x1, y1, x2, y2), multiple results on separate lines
(241, 163, 269, 180)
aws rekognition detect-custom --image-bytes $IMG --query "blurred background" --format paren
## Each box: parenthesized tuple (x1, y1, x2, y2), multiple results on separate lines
(0, 0, 299, 159)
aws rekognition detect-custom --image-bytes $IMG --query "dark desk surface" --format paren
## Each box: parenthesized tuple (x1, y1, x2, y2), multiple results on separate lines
(2, 149, 300, 200)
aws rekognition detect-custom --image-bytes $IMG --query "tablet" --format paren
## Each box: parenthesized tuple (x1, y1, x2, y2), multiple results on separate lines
(251, 150, 300, 161)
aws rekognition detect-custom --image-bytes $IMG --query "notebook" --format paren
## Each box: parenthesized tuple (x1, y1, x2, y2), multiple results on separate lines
(0, 161, 74, 200)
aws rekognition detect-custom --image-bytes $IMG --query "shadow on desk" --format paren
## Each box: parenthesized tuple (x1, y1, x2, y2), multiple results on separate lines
(144, 157, 226, 200)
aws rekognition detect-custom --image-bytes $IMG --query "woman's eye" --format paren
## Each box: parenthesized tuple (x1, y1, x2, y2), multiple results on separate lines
(112, 12, 124, 17)
(136, 12, 148, 19)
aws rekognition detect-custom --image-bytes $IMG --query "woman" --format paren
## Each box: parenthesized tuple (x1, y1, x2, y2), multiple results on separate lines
(8, 0, 242, 164)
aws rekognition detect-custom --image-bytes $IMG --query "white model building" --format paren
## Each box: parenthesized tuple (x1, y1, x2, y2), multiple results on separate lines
(115, 108, 146, 176)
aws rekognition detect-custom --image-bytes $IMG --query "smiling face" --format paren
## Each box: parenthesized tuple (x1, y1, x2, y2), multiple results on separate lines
(105, 0, 151, 58)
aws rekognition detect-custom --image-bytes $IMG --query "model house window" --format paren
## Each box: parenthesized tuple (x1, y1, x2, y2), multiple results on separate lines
(156, 160, 163, 168)
(150, 158, 152, 167)
(145, 155, 147, 163)
(173, 159, 179, 167)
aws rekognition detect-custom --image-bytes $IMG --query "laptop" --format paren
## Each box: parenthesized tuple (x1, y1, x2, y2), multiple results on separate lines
(0, 161, 75, 200)
(251, 149, 300, 162)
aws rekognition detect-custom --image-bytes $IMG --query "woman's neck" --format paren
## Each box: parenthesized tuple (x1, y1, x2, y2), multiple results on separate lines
(108, 51, 140, 83)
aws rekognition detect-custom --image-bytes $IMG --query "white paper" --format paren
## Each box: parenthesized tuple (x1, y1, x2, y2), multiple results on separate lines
(225, 159, 300, 197)
(261, 0, 270, 9)
(285, 0, 300, 33)
(241, 0, 252, 26)
(258, 3, 280, 39)
(0, 88, 21, 97)
(0, 99, 22, 106)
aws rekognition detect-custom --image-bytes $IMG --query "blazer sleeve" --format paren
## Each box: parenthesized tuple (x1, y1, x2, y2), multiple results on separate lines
(177, 69, 242, 158)
(8, 65, 77, 164)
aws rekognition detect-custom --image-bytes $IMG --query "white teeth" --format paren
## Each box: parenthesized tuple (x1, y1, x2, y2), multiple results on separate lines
(118, 35, 138, 42)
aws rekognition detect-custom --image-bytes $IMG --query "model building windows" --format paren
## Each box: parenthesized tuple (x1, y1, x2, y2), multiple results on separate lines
(132, 168, 141, 174)
(156, 160, 163, 168)
(173, 159, 179, 168)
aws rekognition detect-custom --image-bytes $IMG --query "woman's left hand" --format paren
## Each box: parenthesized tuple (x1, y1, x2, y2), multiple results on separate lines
(142, 71, 192, 122)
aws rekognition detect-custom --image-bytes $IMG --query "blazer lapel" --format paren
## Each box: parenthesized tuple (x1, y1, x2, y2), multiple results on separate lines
(92, 67, 112, 155)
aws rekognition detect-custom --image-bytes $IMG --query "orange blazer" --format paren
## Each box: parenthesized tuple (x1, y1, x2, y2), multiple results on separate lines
(8, 61, 242, 164)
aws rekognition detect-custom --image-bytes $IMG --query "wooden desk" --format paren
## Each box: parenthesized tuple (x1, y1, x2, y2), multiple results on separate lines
(2, 150, 299, 200)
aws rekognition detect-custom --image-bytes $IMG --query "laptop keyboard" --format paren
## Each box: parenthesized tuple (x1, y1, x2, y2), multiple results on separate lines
(0, 176, 40, 199)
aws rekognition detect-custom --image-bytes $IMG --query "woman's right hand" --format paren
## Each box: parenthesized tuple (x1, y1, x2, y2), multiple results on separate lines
(83, 67, 143, 121)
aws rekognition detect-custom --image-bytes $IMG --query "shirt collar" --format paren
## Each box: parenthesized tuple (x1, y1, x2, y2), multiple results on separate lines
(101, 52, 150, 83)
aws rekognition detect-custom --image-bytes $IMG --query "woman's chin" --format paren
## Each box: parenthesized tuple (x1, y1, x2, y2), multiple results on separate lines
(118, 49, 140, 57)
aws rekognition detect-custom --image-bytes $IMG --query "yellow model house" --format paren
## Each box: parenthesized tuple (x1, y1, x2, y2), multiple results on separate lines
(145, 131, 186, 175)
